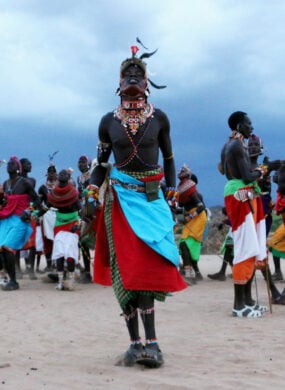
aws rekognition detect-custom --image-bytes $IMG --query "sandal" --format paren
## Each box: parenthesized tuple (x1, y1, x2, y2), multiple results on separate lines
(136, 343, 164, 368)
(2, 281, 19, 291)
(245, 304, 268, 313)
(232, 306, 262, 318)
(116, 344, 144, 367)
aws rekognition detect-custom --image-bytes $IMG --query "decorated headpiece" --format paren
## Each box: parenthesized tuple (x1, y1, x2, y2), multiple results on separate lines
(47, 164, 57, 174)
(9, 155, 22, 174)
(248, 134, 263, 157)
(178, 164, 192, 180)
(46, 151, 58, 175)
(117, 37, 166, 97)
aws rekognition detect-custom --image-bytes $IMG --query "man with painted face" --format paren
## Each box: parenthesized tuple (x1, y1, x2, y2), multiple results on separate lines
(0, 156, 41, 290)
(88, 44, 186, 368)
(220, 111, 269, 318)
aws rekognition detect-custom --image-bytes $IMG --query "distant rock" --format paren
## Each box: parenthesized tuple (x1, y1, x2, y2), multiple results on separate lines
(175, 205, 229, 255)
(201, 206, 228, 254)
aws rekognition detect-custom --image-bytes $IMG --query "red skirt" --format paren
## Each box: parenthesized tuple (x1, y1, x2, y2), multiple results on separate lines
(93, 192, 187, 292)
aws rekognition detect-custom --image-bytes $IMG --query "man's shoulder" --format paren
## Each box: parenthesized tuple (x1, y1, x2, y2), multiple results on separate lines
(153, 107, 167, 117)
(224, 138, 244, 152)
(99, 111, 115, 127)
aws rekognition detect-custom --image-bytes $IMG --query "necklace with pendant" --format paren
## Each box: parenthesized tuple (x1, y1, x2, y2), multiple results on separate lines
(6, 176, 21, 194)
(114, 102, 154, 135)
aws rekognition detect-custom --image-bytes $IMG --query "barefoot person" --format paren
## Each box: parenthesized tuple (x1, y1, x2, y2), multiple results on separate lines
(220, 111, 268, 317)
(88, 42, 186, 367)
(0, 156, 41, 290)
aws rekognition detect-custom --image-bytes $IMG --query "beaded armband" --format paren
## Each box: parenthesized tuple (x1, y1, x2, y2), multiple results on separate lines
(163, 153, 174, 161)
(165, 187, 179, 208)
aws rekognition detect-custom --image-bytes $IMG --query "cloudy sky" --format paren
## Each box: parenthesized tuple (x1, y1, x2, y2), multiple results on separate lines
(1, 0, 285, 206)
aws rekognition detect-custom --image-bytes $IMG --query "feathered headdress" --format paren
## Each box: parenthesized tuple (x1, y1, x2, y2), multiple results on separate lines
(117, 37, 166, 95)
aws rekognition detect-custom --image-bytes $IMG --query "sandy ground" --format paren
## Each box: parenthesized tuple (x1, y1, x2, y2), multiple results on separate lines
(1, 254, 285, 390)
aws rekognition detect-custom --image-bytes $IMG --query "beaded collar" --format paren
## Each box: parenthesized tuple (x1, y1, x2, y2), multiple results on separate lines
(114, 102, 154, 135)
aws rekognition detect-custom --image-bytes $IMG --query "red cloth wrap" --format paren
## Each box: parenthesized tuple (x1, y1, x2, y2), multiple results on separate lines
(48, 184, 78, 208)
(93, 191, 187, 292)
(275, 190, 285, 215)
(0, 194, 30, 219)
(54, 221, 80, 236)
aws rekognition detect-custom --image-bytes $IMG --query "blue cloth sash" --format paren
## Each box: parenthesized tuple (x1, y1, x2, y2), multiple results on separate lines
(109, 167, 179, 267)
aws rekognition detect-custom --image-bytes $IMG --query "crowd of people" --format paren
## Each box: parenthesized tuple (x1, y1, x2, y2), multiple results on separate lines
(0, 155, 96, 291)
(1, 41, 285, 369)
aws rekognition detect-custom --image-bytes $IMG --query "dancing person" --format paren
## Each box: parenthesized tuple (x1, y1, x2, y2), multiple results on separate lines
(177, 165, 207, 284)
(47, 169, 81, 291)
(88, 43, 187, 367)
(0, 156, 41, 290)
(219, 111, 269, 317)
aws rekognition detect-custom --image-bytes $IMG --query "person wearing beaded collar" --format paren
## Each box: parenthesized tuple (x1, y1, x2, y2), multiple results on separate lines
(177, 165, 207, 284)
(220, 111, 269, 318)
(47, 169, 81, 291)
(88, 42, 187, 368)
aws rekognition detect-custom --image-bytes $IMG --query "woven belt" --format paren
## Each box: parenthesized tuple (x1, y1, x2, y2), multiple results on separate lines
(110, 179, 146, 192)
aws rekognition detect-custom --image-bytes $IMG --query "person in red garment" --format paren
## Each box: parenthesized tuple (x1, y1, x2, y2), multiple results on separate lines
(88, 42, 187, 368)
(0, 156, 41, 290)
(220, 111, 268, 318)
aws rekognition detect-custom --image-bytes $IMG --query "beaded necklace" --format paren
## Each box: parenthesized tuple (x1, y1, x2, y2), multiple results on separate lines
(114, 102, 154, 135)
(78, 171, 90, 185)
(5, 176, 22, 195)
(115, 117, 159, 170)
(114, 100, 160, 169)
